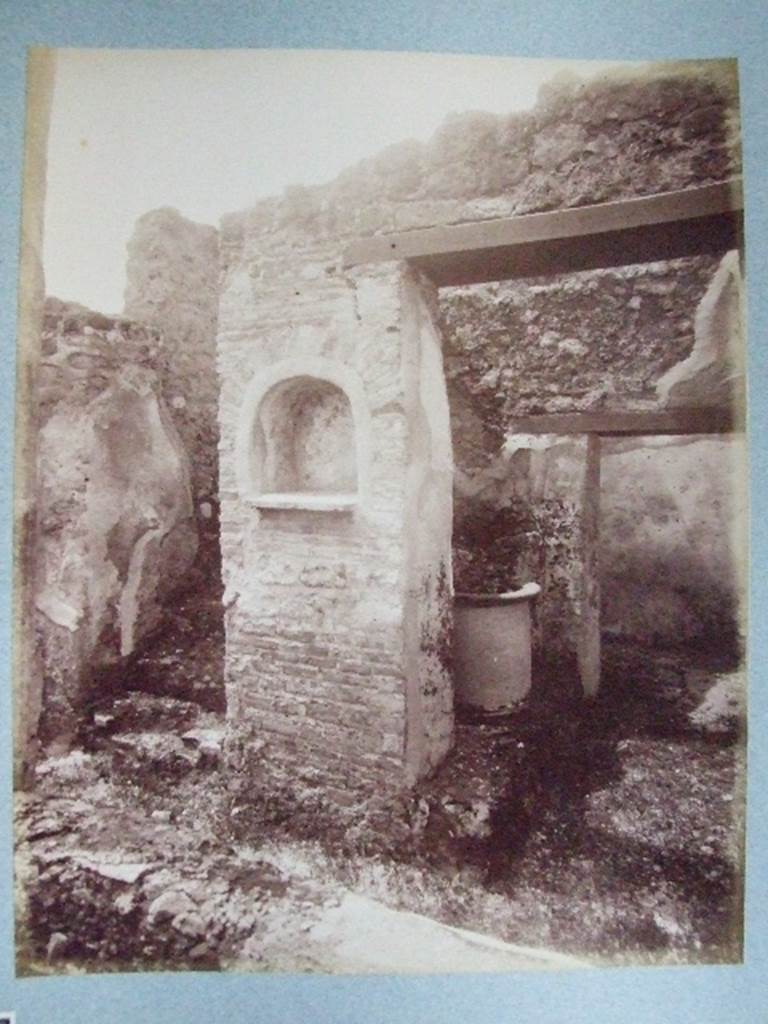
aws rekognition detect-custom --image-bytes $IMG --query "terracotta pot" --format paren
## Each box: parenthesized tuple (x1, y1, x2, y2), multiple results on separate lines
(453, 582, 541, 714)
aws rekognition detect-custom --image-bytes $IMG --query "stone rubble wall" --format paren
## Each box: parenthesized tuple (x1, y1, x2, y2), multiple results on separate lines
(426, 62, 743, 658)
(441, 255, 722, 429)
(220, 59, 739, 257)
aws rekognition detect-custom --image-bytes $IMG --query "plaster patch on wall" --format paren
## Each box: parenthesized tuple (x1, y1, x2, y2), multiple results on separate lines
(657, 249, 745, 409)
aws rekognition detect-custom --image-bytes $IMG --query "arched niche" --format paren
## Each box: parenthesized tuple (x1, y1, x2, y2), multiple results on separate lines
(235, 357, 370, 511)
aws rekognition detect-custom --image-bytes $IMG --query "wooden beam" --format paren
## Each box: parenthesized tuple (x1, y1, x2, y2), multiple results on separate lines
(343, 179, 743, 286)
(507, 407, 741, 437)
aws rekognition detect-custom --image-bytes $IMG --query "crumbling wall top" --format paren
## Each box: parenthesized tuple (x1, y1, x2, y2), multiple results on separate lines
(220, 60, 740, 262)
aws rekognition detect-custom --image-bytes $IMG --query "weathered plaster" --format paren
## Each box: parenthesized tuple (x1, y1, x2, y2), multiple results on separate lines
(657, 249, 745, 409)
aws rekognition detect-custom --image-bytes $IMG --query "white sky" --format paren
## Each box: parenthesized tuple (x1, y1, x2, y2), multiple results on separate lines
(43, 49, 639, 314)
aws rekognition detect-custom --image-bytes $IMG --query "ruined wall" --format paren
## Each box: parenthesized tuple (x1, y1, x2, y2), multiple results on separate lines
(321, 61, 737, 230)
(441, 257, 720, 647)
(32, 301, 198, 745)
(124, 208, 220, 554)
(219, 59, 742, 787)
(220, 62, 738, 251)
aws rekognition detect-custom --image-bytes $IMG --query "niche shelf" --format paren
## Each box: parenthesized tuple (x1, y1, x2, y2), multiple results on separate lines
(251, 491, 358, 512)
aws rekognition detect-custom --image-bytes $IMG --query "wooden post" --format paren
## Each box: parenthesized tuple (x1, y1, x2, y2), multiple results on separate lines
(578, 434, 602, 698)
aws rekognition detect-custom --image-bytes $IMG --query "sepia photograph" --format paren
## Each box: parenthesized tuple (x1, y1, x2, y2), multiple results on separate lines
(13, 47, 747, 977)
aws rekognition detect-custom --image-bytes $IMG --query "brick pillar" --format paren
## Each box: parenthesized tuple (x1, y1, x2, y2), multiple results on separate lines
(218, 249, 453, 797)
